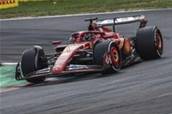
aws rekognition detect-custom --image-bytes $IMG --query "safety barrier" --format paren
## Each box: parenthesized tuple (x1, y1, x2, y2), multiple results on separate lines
(0, 0, 18, 9)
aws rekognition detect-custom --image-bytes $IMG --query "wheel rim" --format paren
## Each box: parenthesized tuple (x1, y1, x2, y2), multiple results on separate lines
(155, 32, 163, 56)
(110, 47, 120, 65)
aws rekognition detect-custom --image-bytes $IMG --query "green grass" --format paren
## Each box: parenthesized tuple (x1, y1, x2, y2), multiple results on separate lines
(0, 0, 172, 18)
(0, 65, 26, 88)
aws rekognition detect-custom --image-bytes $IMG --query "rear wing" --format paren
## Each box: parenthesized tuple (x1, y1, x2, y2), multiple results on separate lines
(99, 15, 147, 31)
(98, 15, 147, 25)
(86, 15, 147, 32)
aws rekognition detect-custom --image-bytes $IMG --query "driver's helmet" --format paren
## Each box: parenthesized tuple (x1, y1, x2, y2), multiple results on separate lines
(88, 20, 98, 31)
(69, 33, 80, 43)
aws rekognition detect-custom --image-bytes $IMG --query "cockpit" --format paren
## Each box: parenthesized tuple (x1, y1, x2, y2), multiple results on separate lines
(69, 32, 95, 43)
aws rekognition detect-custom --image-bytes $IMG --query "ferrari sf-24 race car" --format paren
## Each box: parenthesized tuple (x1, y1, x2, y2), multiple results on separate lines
(15, 15, 163, 84)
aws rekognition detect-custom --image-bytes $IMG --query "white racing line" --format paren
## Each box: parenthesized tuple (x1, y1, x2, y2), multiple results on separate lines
(0, 62, 18, 66)
(0, 8, 172, 21)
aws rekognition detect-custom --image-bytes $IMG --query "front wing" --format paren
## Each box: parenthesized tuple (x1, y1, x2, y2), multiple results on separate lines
(15, 64, 103, 80)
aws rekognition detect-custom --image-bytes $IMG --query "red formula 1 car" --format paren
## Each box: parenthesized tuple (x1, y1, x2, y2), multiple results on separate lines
(15, 15, 163, 84)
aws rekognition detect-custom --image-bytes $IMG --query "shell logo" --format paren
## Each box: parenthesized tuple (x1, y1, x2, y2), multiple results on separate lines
(0, 0, 18, 9)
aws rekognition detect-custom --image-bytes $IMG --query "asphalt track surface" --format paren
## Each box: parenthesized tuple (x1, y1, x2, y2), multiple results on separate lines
(0, 9, 172, 114)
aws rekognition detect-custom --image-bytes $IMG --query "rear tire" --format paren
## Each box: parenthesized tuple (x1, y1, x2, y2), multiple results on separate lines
(21, 46, 48, 84)
(93, 40, 121, 74)
(135, 26, 163, 60)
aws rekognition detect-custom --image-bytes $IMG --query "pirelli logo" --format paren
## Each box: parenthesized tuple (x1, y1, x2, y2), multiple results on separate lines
(0, 0, 18, 9)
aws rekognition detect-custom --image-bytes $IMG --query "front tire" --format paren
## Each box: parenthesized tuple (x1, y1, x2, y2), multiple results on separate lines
(93, 40, 121, 73)
(21, 46, 48, 84)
